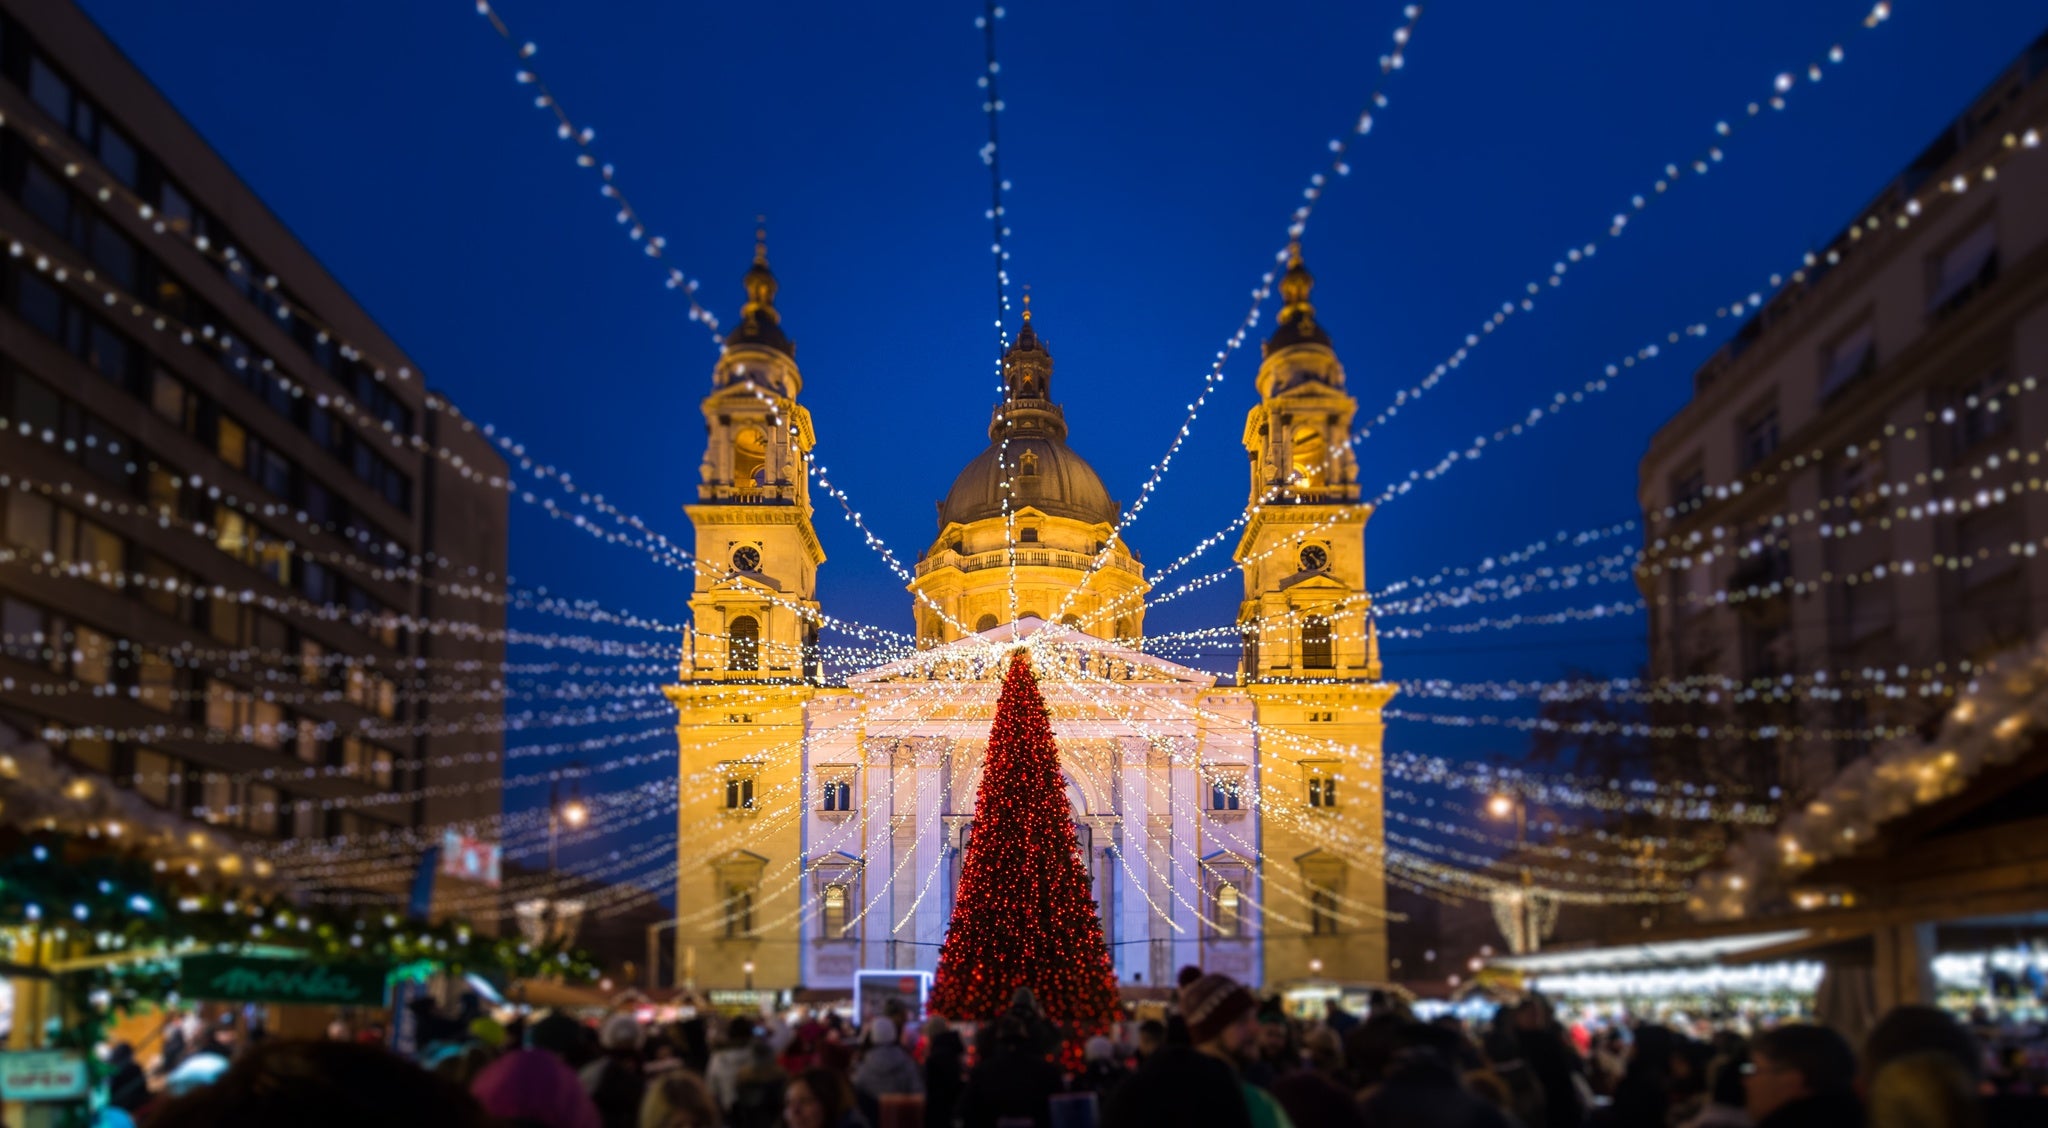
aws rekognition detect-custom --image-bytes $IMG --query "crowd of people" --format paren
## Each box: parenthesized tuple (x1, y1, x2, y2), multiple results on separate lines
(90, 965, 2048, 1128)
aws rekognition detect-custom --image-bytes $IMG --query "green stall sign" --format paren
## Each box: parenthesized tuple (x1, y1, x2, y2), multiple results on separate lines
(178, 955, 390, 1006)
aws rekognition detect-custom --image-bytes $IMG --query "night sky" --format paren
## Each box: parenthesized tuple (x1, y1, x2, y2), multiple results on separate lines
(72, 0, 2048, 870)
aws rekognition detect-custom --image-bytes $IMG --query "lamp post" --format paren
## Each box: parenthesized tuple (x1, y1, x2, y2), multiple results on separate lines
(742, 959, 756, 990)
(1486, 792, 1537, 954)
(547, 781, 589, 874)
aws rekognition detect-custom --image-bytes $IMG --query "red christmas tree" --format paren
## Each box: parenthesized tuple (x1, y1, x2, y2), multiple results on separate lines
(929, 651, 1120, 1038)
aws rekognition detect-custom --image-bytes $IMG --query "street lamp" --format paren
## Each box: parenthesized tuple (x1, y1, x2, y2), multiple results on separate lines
(742, 959, 756, 989)
(1486, 792, 1538, 954)
(547, 782, 589, 873)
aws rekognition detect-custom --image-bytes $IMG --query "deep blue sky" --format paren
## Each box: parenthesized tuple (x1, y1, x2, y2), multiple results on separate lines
(74, 0, 2048, 862)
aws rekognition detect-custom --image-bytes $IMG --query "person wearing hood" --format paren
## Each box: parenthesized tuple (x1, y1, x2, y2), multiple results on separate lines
(852, 1016, 924, 1108)
(472, 1048, 605, 1128)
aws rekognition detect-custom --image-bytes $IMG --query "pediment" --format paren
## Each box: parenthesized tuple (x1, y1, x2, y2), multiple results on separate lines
(848, 616, 1213, 688)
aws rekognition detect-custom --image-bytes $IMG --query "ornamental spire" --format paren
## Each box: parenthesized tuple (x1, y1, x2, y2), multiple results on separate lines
(1263, 240, 1333, 356)
(728, 217, 794, 357)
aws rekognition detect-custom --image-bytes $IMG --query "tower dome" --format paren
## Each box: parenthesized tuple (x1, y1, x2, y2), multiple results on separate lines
(936, 300, 1120, 529)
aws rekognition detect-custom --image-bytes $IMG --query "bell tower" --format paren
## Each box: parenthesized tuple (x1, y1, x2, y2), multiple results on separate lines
(666, 230, 823, 992)
(1234, 242, 1393, 984)
(682, 228, 824, 683)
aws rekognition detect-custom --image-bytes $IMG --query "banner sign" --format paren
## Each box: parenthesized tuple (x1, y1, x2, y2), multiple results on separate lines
(0, 1049, 88, 1102)
(440, 830, 504, 888)
(178, 955, 389, 1006)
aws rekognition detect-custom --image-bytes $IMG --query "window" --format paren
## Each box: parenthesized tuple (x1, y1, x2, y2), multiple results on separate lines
(1952, 371, 2011, 455)
(975, 614, 999, 633)
(136, 651, 178, 712)
(296, 718, 326, 765)
(1019, 527, 1039, 543)
(1214, 882, 1242, 938)
(28, 58, 75, 128)
(70, 625, 112, 685)
(131, 748, 175, 808)
(66, 736, 113, 773)
(821, 778, 853, 812)
(150, 370, 193, 431)
(1929, 219, 1997, 316)
(822, 885, 849, 939)
(342, 737, 397, 788)
(200, 772, 234, 824)
(727, 616, 760, 672)
(4, 492, 53, 554)
(244, 783, 280, 836)
(1301, 616, 1333, 670)
(1209, 773, 1244, 812)
(723, 882, 755, 937)
(1819, 322, 1875, 398)
(1309, 885, 1341, 935)
(1306, 766, 1338, 809)
(250, 701, 284, 750)
(732, 426, 768, 485)
(215, 415, 247, 470)
(1739, 406, 1779, 471)
(1289, 425, 1327, 488)
(77, 519, 124, 583)
(725, 772, 757, 810)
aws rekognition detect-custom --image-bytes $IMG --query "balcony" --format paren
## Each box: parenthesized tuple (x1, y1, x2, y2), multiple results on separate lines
(913, 546, 1143, 579)
(698, 484, 799, 505)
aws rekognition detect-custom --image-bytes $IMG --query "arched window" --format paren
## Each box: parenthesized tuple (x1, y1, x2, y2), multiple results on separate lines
(1241, 624, 1260, 680)
(732, 426, 768, 486)
(1301, 616, 1333, 670)
(1290, 425, 1327, 488)
(974, 614, 999, 633)
(727, 616, 760, 672)
(1060, 615, 1080, 628)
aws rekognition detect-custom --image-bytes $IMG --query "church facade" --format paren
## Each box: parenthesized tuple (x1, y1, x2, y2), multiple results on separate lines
(665, 236, 1392, 994)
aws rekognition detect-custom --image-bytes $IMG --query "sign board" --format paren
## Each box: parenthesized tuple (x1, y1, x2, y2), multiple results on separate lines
(0, 1049, 88, 1102)
(441, 830, 503, 888)
(854, 969, 930, 1023)
(178, 955, 389, 1006)
(705, 989, 783, 1014)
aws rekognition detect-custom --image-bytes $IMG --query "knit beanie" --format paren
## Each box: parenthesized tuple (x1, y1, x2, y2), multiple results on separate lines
(1181, 974, 1255, 1046)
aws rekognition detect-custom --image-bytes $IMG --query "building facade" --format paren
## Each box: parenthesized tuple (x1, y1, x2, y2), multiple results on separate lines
(0, 2, 508, 883)
(669, 242, 1393, 992)
(1638, 31, 2048, 799)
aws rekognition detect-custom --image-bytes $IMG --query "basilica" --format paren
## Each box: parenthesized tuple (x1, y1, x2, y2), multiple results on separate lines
(665, 237, 1392, 994)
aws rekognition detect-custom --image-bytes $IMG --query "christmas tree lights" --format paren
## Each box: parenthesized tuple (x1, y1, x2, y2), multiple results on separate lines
(930, 652, 1118, 1042)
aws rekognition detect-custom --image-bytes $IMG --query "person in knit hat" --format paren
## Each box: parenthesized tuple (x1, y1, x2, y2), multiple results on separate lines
(1180, 974, 1295, 1128)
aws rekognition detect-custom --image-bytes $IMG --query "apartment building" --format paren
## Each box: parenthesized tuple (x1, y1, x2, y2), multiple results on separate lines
(1639, 31, 2048, 798)
(0, 1, 508, 879)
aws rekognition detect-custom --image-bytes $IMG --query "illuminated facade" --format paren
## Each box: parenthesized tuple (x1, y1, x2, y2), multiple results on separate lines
(669, 241, 1390, 991)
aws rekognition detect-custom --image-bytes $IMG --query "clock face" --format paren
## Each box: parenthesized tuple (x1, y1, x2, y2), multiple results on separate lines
(1299, 545, 1329, 572)
(732, 546, 762, 572)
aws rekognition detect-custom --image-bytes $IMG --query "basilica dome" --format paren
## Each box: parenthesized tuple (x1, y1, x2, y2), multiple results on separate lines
(938, 433, 1119, 528)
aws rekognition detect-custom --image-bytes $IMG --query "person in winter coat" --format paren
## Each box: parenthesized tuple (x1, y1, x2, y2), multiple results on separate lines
(580, 1015, 650, 1128)
(959, 1012, 1063, 1128)
(852, 1017, 924, 1105)
(1743, 1025, 1863, 1128)
(921, 1016, 967, 1128)
(706, 1016, 760, 1114)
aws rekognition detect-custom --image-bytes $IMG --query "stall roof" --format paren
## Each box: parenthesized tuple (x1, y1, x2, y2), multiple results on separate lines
(1489, 930, 1811, 975)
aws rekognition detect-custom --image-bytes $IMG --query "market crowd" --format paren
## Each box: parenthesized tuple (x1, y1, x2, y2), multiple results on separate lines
(100, 965, 2048, 1128)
